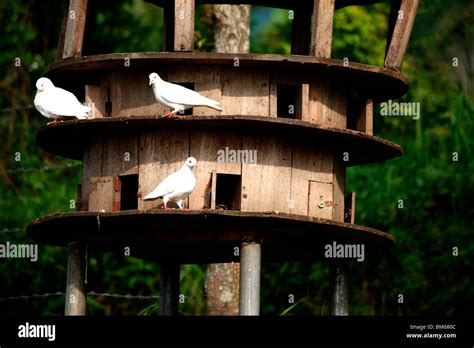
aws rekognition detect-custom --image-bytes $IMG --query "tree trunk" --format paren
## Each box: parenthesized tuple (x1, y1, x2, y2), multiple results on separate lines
(204, 4, 250, 316)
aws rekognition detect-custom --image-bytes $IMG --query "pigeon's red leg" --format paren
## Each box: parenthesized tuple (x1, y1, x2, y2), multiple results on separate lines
(47, 118, 60, 125)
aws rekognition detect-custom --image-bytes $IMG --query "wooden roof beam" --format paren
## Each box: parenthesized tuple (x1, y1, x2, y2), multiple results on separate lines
(164, 0, 195, 52)
(311, 0, 336, 58)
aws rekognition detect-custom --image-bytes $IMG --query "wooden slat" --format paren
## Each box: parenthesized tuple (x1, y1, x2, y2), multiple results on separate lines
(63, 0, 88, 58)
(241, 135, 291, 212)
(138, 129, 190, 210)
(307, 78, 347, 127)
(385, 0, 402, 57)
(81, 139, 103, 211)
(108, 71, 167, 118)
(356, 98, 373, 135)
(85, 85, 108, 119)
(56, 4, 69, 61)
(168, 66, 221, 116)
(188, 130, 242, 210)
(290, 142, 333, 215)
(332, 158, 346, 222)
(308, 181, 334, 219)
(164, 0, 195, 51)
(291, 4, 312, 55)
(344, 192, 356, 224)
(220, 68, 270, 116)
(101, 132, 138, 177)
(88, 176, 115, 211)
(384, 0, 419, 70)
(210, 170, 217, 209)
(311, 0, 335, 58)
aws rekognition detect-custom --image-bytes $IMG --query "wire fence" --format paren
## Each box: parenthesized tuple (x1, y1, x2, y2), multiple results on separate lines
(0, 291, 161, 302)
(1, 162, 81, 174)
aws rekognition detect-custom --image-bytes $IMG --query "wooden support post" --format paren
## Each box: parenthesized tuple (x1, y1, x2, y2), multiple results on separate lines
(310, 0, 335, 58)
(164, 0, 195, 52)
(56, 4, 69, 61)
(239, 242, 261, 316)
(384, 0, 419, 71)
(291, 4, 312, 55)
(329, 261, 349, 315)
(65, 242, 87, 315)
(159, 263, 180, 316)
(62, 0, 89, 58)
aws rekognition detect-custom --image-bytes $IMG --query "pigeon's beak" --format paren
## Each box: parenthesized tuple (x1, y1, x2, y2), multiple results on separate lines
(149, 79, 153, 86)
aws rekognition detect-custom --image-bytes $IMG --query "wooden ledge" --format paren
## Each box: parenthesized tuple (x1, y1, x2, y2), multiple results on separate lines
(36, 115, 403, 165)
(27, 209, 395, 264)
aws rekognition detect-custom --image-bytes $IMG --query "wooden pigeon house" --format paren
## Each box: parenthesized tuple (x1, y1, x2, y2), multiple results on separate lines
(27, 0, 419, 315)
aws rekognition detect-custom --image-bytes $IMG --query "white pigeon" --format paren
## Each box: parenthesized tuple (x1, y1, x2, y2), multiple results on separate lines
(34, 77, 91, 124)
(142, 157, 197, 209)
(149, 72, 223, 117)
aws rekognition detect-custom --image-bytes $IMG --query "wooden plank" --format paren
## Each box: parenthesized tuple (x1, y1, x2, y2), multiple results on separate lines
(101, 132, 138, 177)
(220, 68, 270, 116)
(384, 0, 419, 70)
(307, 78, 347, 127)
(81, 139, 103, 211)
(88, 176, 115, 211)
(356, 98, 373, 135)
(164, 0, 195, 52)
(298, 84, 310, 119)
(241, 134, 291, 212)
(64, 242, 87, 315)
(168, 66, 221, 116)
(63, 0, 88, 58)
(108, 71, 167, 118)
(85, 85, 108, 119)
(332, 158, 346, 222)
(290, 141, 333, 215)
(138, 129, 190, 210)
(56, 4, 69, 61)
(385, 0, 402, 57)
(291, 4, 312, 55)
(269, 83, 277, 117)
(308, 181, 333, 219)
(310, 0, 335, 58)
(344, 192, 356, 224)
(211, 170, 217, 209)
(188, 129, 242, 209)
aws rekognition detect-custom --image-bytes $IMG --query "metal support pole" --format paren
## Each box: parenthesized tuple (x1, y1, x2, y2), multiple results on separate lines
(329, 261, 348, 315)
(239, 242, 261, 316)
(65, 242, 87, 315)
(159, 263, 180, 316)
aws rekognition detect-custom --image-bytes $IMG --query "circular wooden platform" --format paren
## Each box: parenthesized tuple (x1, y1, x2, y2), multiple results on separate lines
(36, 115, 402, 165)
(27, 210, 394, 264)
(45, 52, 407, 103)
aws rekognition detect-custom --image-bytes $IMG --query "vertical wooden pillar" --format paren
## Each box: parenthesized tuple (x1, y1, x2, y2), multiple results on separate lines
(159, 263, 180, 316)
(384, 0, 419, 70)
(65, 242, 87, 315)
(62, 0, 89, 58)
(291, 4, 312, 55)
(310, 0, 335, 58)
(164, 0, 195, 52)
(329, 261, 349, 315)
(239, 242, 261, 316)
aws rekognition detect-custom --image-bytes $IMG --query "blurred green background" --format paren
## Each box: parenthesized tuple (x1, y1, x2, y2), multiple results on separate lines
(0, 0, 472, 316)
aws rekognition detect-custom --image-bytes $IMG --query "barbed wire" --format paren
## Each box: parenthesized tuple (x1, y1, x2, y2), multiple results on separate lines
(1, 162, 81, 174)
(0, 105, 35, 113)
(0, 291, 161, 302)
(0, 291, 205, 302)
(0, 227, 26, 234)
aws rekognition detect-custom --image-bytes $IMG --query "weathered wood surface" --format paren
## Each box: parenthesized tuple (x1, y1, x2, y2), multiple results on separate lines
(311, 0, 335, 58)
(241, 135, 291, 213)
(138, 129, 190, 210)
(45, 52, 408, 103)
(27, 210, 395, 263)
(37, 116, 403, 164)
(147, 0, 385, 10)
(62, 0, 88, 58)
(85, 85, 108, 119)
(308, 78, 347, 127)
(164, 0, 195, 52)
(385, 0, 419, 70)
(64, 241, 87, 315)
